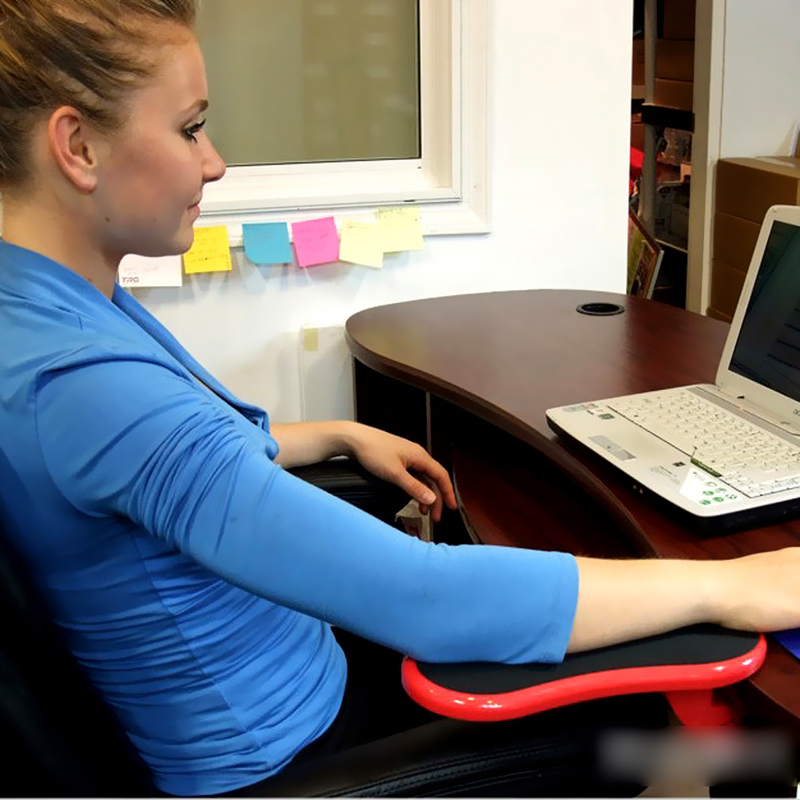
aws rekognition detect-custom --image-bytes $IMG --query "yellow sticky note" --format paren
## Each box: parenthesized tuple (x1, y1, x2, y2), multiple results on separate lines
(339, 221, 384, 269)
(183, 226, 233, 274)
(376, 206, 424, 253)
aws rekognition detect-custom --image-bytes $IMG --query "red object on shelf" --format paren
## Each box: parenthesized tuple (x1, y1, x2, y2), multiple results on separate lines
(630, 146, 644, 195)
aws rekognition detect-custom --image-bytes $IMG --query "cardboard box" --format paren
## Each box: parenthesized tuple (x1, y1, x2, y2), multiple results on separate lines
(654, 181, 690, 248)
(716, 157, 800, 224)
(713, 211, 760, 273)
(654, 78, 693, 111)
(707, 306, 733, 324)
(632, 38, 645, 87)
(631, 121, 645, 151)
(663, 0, 696, 40)
(710, 259, 747, 319)
(656, 39, 694, 81)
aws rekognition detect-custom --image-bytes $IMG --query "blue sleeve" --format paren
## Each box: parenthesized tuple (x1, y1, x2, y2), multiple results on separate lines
(35, 350, 579, 664)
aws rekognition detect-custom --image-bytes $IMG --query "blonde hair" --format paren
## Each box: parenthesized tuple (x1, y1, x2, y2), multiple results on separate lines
(0, 0, 197, 188)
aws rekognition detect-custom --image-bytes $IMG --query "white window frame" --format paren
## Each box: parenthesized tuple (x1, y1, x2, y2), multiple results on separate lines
(199, 0, 490, 243)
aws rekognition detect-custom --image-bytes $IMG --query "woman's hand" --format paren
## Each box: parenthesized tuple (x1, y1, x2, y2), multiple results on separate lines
(706, 547, 800, 633)
(272, 420, 457, 520)
(341, 424, 457, 521)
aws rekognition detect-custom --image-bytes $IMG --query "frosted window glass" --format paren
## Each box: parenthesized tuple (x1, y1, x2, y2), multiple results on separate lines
(197, 0, 421, 166)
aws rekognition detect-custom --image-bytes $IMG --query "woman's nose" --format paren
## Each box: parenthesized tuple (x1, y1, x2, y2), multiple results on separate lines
(202, 138, 227, 184)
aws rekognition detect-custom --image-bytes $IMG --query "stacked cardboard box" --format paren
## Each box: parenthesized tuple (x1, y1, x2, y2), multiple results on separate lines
(632, 38, 645, 92)
(663, 0, 697, 39)
(654, 0, 695, 111)
(711, 156, 800, 320)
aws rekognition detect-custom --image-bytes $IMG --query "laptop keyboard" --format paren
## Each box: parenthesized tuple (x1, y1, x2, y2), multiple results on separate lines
(607, 388, 800, 497)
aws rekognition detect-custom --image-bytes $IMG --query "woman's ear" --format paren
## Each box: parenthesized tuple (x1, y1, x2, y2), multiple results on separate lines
(46, 107, 102, 193)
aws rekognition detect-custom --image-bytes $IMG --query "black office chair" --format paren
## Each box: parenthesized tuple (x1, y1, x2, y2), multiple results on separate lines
(0, 543, 660, 798)
(0, 520, 768, 798)
(0, 520, 156, 797)
(0, 461, 769, 797)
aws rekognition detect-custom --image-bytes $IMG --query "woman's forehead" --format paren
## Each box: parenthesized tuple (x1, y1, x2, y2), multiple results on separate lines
(131, 35, 208, 117)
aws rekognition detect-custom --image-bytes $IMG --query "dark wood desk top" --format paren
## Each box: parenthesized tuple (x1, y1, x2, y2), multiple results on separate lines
(346, 289, 800, 728)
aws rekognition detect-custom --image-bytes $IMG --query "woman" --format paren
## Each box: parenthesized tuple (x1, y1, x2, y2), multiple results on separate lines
(1, 1, 800, 796)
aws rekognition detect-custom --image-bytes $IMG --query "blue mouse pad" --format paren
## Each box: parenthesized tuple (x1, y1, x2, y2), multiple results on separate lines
(773, 629, 800, 659)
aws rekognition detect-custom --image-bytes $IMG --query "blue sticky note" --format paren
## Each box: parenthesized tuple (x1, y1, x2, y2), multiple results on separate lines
(243, 222, 293, 265)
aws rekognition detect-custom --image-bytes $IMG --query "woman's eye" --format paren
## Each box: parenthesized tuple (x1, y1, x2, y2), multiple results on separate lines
(183, 119, 207, 142)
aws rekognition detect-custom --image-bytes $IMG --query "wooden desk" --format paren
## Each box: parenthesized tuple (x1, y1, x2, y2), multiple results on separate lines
(345, 289, 800, 733)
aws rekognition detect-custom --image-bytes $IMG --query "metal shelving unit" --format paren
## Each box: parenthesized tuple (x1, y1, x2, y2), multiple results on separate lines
(636, 0, 694, 306)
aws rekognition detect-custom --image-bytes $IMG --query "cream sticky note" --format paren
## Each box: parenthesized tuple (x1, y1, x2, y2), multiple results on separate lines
(377, 206, 424, 252)
(291, 217, 340, 268)
(118, 254, 183, 288)
(339, 221, 384, 269)
(183, 226, 232, 274)
(303, 325, 319, 352)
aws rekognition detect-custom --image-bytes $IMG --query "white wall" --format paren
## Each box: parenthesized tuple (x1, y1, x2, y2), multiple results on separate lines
(720, 0, 800, 158)
(134, 0, 634, 423)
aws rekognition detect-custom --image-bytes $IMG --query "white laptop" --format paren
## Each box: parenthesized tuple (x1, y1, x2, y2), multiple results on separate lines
(546, 204, 800, 532)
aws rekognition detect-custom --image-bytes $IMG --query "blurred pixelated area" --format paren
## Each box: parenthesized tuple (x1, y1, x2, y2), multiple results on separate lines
(605, 727, 794, 797)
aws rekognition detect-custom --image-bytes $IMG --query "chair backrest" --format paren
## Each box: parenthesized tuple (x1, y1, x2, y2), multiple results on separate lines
(0, 513, 155, 797)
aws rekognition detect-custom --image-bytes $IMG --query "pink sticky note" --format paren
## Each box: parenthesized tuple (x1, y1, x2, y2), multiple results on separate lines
(291, 217, 340, 268)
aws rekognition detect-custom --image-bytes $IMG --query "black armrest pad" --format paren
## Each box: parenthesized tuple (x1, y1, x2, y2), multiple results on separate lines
(288, 459, 407, 521)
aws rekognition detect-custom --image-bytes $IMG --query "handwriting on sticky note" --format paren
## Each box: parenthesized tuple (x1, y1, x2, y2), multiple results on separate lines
(183, 226, 232, 274)
(243, 222, 293, 265)
(339, 221, 384, 269)
(377, 206, 424, 252)
(291, 217, 340, 268)
(118, 254, 183, 288)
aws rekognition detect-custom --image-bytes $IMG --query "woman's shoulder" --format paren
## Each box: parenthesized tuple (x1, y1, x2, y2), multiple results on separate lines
(3, 296, 176, 375)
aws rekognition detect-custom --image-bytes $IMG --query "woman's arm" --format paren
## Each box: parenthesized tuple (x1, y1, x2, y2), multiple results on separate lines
(272, 420, 457, 521)
(568, 548, 800, 652)
(37, 358, 800, 664)
(37, 359, 576, 664)
(271, 421, 358, 467)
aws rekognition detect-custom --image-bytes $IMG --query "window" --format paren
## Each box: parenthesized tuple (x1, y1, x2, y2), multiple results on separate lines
(198, 0, 421, 166)
(196, 0, 490, 241)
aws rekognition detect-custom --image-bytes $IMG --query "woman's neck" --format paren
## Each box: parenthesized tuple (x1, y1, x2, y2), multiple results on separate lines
(1, 198, 117, 298)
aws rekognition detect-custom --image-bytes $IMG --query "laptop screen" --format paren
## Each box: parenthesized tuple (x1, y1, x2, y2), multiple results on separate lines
(729, 219, 800, 403)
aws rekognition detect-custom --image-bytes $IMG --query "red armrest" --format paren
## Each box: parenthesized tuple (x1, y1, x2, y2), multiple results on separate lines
(402, 624, 765, 724)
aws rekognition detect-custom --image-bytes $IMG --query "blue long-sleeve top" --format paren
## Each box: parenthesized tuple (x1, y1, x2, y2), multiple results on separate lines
(0, 241, 579, 796)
